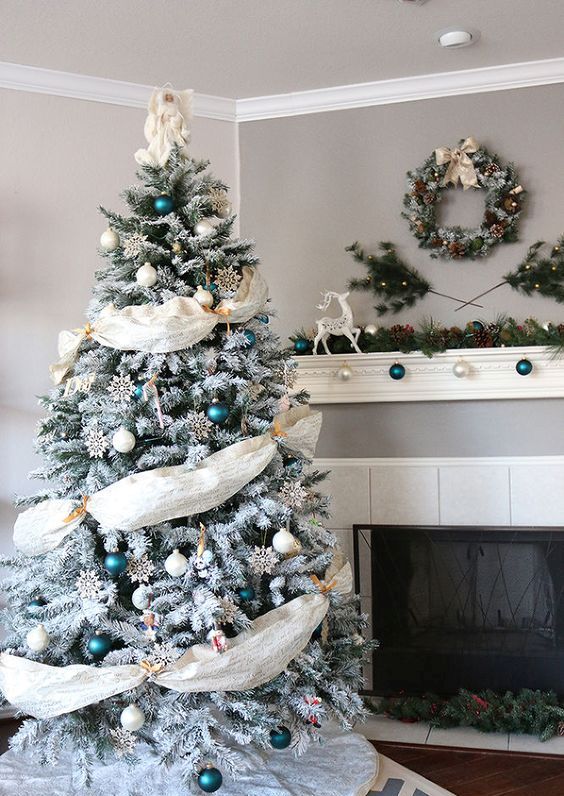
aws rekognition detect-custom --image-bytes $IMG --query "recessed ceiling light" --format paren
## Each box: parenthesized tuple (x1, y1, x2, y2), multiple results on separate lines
(436, 27, 480, 48)
(397, 0, 428, 5)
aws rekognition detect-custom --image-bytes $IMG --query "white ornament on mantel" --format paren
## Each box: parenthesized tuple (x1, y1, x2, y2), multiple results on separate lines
(135, 87, 193, 168)
(292, 346, 564, 404)
(313, 291, 362, 355)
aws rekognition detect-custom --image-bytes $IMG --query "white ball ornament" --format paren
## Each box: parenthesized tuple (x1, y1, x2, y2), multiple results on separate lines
(100, 227, 120, 251)
(165, 548, 188, 577)
(195, 219, 214, 237)
(112, 427, 136, 453)
(364, 324, 378, 336)
(194, 285, 214, 307)
(336, 364, 353, 382)
(216, 201, 232, 219)
(272, 528, 298, 555)
(132, 586, 152, 610)
(136, 262, 157, 287)
(120, 704, 145, 732)
(27, 624, 50, 652)
(452, 360, 471, 379)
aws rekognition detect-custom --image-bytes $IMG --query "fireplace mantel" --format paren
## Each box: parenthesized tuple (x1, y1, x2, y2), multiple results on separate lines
(293, 346, 564, 404)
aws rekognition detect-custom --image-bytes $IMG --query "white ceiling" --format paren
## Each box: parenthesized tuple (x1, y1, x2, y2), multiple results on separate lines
(1, 0, 563, 98)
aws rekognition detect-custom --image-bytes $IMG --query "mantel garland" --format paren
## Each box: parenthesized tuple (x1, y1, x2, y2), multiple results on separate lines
(402, 137, 525, 260)
(291, 317, 564, 359)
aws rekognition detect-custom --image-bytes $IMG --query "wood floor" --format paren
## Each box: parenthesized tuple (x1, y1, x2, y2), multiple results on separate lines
(2, 720, 564, 794)
(375, 740, 564, 796)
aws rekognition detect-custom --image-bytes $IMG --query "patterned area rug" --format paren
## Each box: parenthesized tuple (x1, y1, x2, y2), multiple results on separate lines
(369, 755, 456, 796)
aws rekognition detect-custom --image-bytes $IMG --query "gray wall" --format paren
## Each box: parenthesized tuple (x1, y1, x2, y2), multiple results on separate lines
(239, 85, 564, 458)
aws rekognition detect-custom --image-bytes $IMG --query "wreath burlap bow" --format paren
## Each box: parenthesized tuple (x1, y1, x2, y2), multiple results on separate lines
(435, 136, 479, 190)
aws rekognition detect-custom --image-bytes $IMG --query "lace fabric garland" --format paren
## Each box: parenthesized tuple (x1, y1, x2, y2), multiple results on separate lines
(49, 266, 269, 384)
(0, 563, 351, 719)
(14, 406, 322, 555)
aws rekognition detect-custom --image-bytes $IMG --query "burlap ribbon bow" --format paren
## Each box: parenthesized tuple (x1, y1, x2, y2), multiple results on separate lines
(435, 137, 479, 190)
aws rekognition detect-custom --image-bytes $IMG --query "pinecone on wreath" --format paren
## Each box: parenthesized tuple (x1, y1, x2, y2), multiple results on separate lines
(490, 222, 507, 239)
(448, 242, 466, 258)
(484, 162, 500, 176)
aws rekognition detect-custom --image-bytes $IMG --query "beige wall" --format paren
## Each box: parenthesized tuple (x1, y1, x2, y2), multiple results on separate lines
(240, 84, 564, 339)
(0, 89, 238, 552)
(239, 85, 564, 459)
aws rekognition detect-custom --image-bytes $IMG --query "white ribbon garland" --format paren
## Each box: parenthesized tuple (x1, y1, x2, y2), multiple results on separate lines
(14, 406, 322, 554)
(0, 563, 352, 720)
(49, 266, 269, 384)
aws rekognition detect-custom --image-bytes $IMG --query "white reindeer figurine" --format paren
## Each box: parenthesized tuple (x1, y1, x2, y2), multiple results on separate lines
(313, 291, 362, 355)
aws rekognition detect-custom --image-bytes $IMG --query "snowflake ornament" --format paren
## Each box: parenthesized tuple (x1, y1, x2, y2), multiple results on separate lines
(76, 569, 103, 600)
(84, 425, 109, 459)
(249, 545, 278, 576)
(186, 410, 213, 441)
(109, 727, 137, 757)
(215, 265, 241, 294)
(107, 374, 135, 403)
(148, 642, 180, 667)
(218, 596, 238, 624)
(283, 361, 298, 390)
(209, 187, 231, 216)
(280, 480, 309, 510)
(127, 554, 155, 584)
(123, 232, 148, 259)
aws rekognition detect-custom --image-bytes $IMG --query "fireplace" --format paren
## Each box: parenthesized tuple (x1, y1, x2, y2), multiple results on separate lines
(353, 525, 564, 696)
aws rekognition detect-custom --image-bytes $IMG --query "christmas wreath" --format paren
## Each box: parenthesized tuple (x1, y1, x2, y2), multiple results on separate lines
(403, 137, 525, 260)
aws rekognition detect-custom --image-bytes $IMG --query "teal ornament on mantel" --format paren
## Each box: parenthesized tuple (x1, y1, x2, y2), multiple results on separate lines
(294, 338, 310, 354)
(197, 765, 223, 792)
(516, 358, 533, 376)
(389, 363, 406, 380)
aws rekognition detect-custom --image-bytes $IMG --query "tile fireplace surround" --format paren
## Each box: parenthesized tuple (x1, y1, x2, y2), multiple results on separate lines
(318, 455, 564, 754)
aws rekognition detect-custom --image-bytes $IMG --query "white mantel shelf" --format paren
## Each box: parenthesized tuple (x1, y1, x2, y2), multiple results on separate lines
(293, 346, 564, 404)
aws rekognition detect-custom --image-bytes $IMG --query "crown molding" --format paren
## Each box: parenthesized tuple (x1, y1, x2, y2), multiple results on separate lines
(0, 61, 237, 122)
(1, 57, 564, 123)
(235, 57, 564, 121)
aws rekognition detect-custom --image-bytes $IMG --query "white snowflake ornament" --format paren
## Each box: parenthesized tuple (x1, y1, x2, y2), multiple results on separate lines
(127, 554, 155, 584)
(107, 374, 135, 403)
(123, 232, 148, 259)
(186, 410, 213, 441)
(249, 545, 278, 576)
(149, 641, 180, 667)
(84, 425, 109, 459)
(109, 727, 137, 757)
(280, 480, 309, 510)
(218, 596, 238, 625)
(76, 569, 103, 600)
(215, 265, 241, 294)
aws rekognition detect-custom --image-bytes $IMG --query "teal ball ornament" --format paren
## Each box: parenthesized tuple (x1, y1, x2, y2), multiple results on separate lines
(270, 726, 292, 750)
(104, 551, 128, 576)
(132, 384, 144, 401)
(516, 358, 533, 376)
(28, 597, 47, 608)
(294, 338, 310, 354)
(153, 195, 175, 216)
(238, 586, 255, 602)
(389, 363, 406, 380)
(256, 313, 269, 324)
(471, 320, 485, 332)
(243, 330, 256, 347)
(198, 766, 223, 793)
(206, 401, 229, 424)
(87, 632, 112, 660)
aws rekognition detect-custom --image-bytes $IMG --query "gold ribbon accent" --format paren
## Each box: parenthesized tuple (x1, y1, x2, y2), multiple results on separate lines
(310, 574, 336, 594)
(271, 419, 287, 439)
(202, 305, 231, 335)
(140, 660, 164, 675)
(62, 496, 89, 524)
(197, 522, 206, 558)
(435, 137, 479, 190)
(72, 323, 94, 339)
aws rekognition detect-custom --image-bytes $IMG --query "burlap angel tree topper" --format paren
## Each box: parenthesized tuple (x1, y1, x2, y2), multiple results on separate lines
(0, 87, 371, 792)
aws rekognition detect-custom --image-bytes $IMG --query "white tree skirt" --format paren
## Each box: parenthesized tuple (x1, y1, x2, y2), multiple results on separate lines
(0, 726, 379, 796)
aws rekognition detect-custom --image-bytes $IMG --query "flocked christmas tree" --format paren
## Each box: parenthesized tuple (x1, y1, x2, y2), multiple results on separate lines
(0, 88, 372, 793)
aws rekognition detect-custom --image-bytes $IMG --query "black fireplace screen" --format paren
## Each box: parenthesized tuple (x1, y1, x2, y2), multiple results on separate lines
(353, 525, 564, 696)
